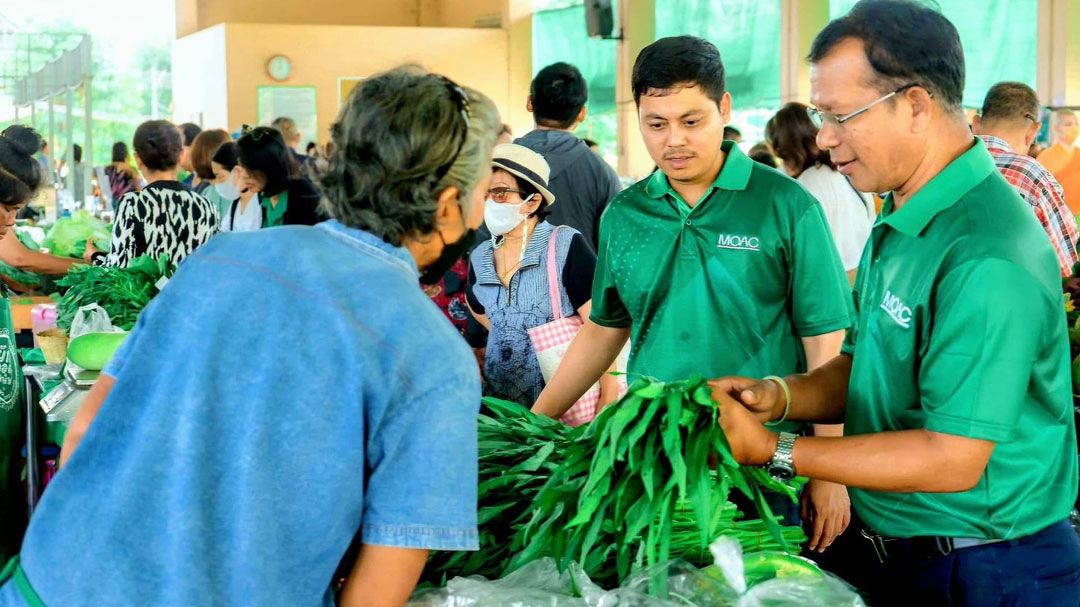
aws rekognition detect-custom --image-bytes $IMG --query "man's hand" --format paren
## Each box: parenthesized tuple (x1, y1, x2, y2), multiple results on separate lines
(709, 376, 786, 424)
(801, 479, 851, 553)
(712, 386, 779, 466)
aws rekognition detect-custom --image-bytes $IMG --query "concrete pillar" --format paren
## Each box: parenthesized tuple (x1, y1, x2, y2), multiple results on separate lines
(616, 0, 655, 180)
(1037, 0, 1080, 108)
(781, 0, 829, 105)
(65, 88, 75, 205)
(505, 0, 533, 138)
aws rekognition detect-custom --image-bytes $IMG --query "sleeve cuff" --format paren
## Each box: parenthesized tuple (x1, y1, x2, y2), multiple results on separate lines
(923, 411, 1016, 443)
(794, 315, 852, 337)
(590, 314, 632, 329)
(362, 523, 479, 551)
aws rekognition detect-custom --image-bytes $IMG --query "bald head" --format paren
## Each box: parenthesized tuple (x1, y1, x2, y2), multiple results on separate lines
(1053, 108, 1079, 146)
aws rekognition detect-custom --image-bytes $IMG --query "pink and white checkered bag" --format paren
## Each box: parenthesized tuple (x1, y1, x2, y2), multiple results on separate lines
(528, 227, 600, 426)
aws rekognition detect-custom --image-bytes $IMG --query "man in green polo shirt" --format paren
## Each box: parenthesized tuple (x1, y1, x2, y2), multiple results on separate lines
(532, 36, 856, 552)
(712, 2, 1080, 605)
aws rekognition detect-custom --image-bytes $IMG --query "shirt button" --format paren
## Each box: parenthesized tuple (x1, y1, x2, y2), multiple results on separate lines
(685, 219, 692, 226)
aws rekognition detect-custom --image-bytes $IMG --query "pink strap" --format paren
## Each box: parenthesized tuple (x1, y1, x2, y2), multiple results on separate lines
(546, 226, 564, 320)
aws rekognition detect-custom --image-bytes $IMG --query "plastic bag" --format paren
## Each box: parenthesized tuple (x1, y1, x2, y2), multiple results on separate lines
(738, 576, 866, 607)
(409, 558, 588, 607)
(68, 304, 117, 339)
(706, 537, 865, 607)
(415, 539, 864, 607)
(42, 210, 111, 258)
(614, 559, 739, 606)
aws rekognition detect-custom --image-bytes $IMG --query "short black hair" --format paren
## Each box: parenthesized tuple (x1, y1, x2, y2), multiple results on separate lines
(747, 143, 778, 169)
(237, 126, 298, 197)
(723, 126, 742, 139)
(178, 123, 202, 147)
(211, 141, 239, 171)
(529, 62, 588, 129)
(111, 141, 129, 163)
(808, 0, 965, 112)
(632, 36, 726, 106)
(980, 82, 1040, 126)
(133, 120, 183, 172)
(73, 144, 82, 163)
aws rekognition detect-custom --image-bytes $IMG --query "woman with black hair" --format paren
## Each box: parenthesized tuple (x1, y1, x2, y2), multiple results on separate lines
(87, 120, 218, 267)
(0, 124, 81, 290)
(466, 143, 619, 424)
(234, 126, 323, 228)
(103, 141, 141, 209)
(0, 125, 57, 560)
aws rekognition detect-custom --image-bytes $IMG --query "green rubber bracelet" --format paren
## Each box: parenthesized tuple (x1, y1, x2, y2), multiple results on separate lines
(762, 375, 792, 426)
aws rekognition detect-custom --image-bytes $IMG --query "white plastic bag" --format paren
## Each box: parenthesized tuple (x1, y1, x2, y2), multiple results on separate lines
(68, 304, 117, 339)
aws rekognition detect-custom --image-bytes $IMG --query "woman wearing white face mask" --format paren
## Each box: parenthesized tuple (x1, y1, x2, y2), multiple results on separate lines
(466, 144, 620, 423)
(210, 142, 260, 233)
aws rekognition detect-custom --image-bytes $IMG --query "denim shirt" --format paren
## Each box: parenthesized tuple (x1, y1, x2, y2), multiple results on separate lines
(4, 221, 480, 607)
(470, 221, 577, 405)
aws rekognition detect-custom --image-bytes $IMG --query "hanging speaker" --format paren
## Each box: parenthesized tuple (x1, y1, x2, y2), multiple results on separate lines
(585, 0, 615, 39)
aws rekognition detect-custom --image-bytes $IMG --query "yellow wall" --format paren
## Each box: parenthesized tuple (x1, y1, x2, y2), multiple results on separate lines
(179, 0, 421, 36)
(179, 0, 508, 36)
(219, 23, 511, 143)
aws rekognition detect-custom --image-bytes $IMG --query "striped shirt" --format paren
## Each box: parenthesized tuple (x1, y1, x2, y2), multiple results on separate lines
(980, 135, 1079, 277)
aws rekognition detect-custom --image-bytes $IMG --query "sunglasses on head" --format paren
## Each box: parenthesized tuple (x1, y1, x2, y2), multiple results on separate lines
(240, 125, 277, 141)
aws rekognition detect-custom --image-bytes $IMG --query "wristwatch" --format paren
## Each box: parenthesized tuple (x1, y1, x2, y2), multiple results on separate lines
(766, 432, 797, 481)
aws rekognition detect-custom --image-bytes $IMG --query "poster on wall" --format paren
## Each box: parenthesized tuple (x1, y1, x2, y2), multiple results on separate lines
(338, 77, 365, 108)
(256, 86, 318, 144)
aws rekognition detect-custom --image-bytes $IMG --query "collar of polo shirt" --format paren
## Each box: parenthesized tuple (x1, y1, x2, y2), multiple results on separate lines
(644, 140, 754, 202)
(880, 137, 997, 237)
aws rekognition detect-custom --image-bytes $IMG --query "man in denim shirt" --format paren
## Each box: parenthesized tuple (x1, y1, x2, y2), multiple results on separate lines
(0, 67, 501, 607)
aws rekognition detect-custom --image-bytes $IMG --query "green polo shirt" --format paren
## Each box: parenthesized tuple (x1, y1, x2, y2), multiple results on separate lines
(591, 141, 853, 403)
(843, 138, 1078, 539)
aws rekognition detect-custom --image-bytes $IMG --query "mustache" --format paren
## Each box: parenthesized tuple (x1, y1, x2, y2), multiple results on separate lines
(663, 149, 696, 160)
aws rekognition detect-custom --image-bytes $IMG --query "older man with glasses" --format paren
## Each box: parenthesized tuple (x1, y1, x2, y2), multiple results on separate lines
(712, 1, 1080, 605)
(971, 81, 1079, 277)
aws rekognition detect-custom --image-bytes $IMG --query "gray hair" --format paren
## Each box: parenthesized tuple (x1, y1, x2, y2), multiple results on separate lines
(271, 116, 300, 143)
(319, 65, 501, 246)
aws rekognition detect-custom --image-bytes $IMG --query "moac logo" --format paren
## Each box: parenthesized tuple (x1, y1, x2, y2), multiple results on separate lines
(717, 234, 760, 251)
(880, 290, 912, 329)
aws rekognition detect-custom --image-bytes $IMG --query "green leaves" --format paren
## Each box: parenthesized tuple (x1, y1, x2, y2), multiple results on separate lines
(56, 254, 175, 331)
(425, 382, 806, 589)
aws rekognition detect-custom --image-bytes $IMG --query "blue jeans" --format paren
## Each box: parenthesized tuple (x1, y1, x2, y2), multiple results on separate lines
(868, 520, 1080, 607)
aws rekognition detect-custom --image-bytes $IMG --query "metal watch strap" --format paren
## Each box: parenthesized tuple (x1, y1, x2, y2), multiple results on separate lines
(767, 431, 797, 480)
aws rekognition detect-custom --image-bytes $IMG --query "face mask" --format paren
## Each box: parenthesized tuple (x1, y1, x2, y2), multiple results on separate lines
(484, 198, 528, 236)
(419, 225, 476, 286)
(215, 172, 240, 201)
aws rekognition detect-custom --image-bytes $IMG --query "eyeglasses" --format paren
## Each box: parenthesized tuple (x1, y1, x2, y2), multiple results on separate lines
(434, 76, 472, 181)
(808, 83, 928, 129)
(487, 187, 527, 203)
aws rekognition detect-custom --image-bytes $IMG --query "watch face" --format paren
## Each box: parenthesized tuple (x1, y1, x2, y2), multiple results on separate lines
(767, 464, 794, 482)
(268, 56, 292, 81)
